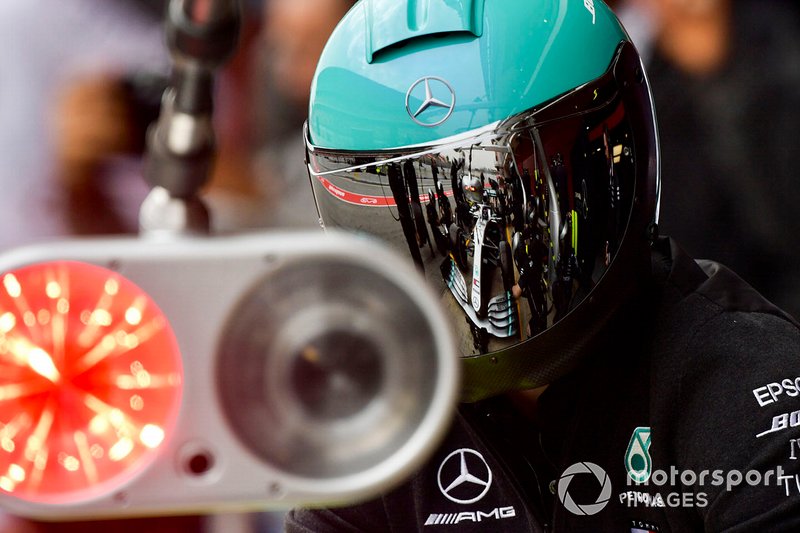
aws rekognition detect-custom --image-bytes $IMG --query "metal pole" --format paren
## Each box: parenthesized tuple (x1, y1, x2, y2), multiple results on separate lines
(140, 0, 242, 236)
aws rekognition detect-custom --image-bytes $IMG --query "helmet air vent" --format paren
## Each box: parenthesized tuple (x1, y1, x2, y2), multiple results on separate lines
(365, 0, 485, 63)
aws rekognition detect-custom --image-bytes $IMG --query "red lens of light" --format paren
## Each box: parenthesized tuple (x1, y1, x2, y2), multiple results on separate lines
(0, 261, 182, 503)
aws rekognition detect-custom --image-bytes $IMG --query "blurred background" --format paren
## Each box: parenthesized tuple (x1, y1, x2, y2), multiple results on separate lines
(0, 0, 351, 246)
(607, 0, 800, 317)
(0, 0, 799, 530)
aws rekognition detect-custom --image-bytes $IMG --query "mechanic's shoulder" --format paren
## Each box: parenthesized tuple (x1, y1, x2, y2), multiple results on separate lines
(651, 237, 798, 353)
(648, 238, 800, 400)
(679, 256, 800, 368)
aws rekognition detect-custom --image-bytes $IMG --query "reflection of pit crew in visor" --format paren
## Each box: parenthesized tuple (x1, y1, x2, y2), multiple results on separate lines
(289, 0, 800, 530)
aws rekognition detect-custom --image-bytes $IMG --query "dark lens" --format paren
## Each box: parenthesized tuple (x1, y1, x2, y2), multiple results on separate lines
(290, 330, 384, 420)
(216, 257, 440, 478)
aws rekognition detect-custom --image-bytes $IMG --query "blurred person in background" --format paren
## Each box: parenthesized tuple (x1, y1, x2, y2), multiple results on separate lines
(0, 0, 168, 247)
(53, 0, 274, 234)
(50, 0, 357, 234)
(250, 0, 357, 228)
(607, 0, 800, 318)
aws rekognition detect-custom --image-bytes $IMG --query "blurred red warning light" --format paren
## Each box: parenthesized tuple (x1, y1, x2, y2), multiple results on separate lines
(0, 261, 182, 504)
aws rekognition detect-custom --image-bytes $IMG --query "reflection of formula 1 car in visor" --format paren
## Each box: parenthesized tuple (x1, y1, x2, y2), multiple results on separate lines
(442, 167, 517, 347)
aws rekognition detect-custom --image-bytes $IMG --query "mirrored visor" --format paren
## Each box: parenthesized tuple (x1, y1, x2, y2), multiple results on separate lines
(304, 42, 655, 364)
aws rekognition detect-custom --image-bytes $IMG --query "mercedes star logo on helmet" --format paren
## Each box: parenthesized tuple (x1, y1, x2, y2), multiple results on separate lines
(557, 462, 612, 516)
(405, 76, 456, 127)
(437, 448, 492, 504)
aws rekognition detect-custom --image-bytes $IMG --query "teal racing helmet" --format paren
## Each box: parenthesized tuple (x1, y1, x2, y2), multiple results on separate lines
(304, 0, 660, 402)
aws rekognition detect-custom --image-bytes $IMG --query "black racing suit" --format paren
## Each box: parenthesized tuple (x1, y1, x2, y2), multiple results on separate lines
(286, 237, 800, 532)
